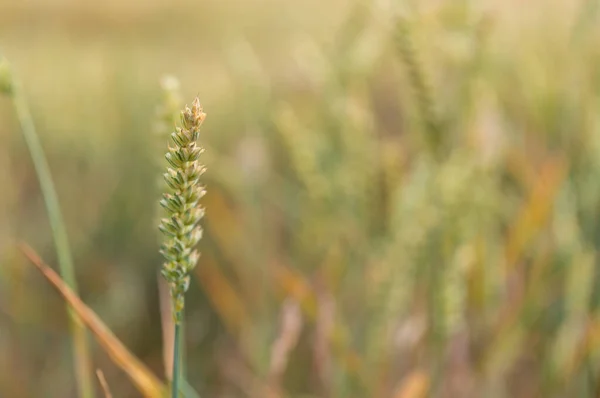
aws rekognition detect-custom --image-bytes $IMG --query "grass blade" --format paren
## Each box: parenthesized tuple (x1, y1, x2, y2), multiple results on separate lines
(19, 243, 167, 398)
(2, 56, 95, 398)
(96, 369, 113, 398)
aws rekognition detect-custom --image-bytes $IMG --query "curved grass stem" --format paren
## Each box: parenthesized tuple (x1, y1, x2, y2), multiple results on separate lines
(8, 70, 95, 398)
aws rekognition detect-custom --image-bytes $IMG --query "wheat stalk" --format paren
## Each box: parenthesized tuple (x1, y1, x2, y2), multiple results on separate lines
(158, 97, 206, 396)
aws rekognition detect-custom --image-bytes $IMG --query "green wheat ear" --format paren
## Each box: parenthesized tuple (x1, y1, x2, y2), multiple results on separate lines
(159, 97, 207, 323)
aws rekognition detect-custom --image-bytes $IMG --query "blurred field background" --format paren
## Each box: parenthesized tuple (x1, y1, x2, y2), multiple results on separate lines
(2, 0, 600, 397)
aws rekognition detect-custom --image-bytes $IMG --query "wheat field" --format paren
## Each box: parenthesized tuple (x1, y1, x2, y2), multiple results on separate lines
(1, 0, 600, 397)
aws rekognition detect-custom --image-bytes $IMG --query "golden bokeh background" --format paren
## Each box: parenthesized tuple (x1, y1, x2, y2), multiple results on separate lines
(2, 0, 600, 397)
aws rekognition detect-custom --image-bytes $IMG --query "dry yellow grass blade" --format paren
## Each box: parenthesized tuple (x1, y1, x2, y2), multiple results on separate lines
(564, 315, 600, 385)
(505, 155, 568, 271)
(480, 244, 552, 374)
(273, 262, 316, 317)
(204, 187, 256, 302)
(19, 243, 167, 398)
(195, 250, 250, 336)
(272, 261, 366, 379)
(96, 369, 113, 398)
(267, 299, 303, 398)
(505, 148, 539, 188)
(392, 370, 429, 398)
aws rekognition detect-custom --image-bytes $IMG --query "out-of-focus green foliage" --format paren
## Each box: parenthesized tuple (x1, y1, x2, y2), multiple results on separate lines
(2, 0, 600, 397)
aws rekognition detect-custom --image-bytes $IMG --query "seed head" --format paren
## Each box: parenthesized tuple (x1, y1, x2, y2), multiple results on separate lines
(159, 97, 206, 322)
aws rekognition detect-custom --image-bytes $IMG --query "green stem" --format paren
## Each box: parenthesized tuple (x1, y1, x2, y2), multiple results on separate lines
(10, 77, 95, 398)
(172, 318, 182, 398)
(180, 318, 187, 380)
